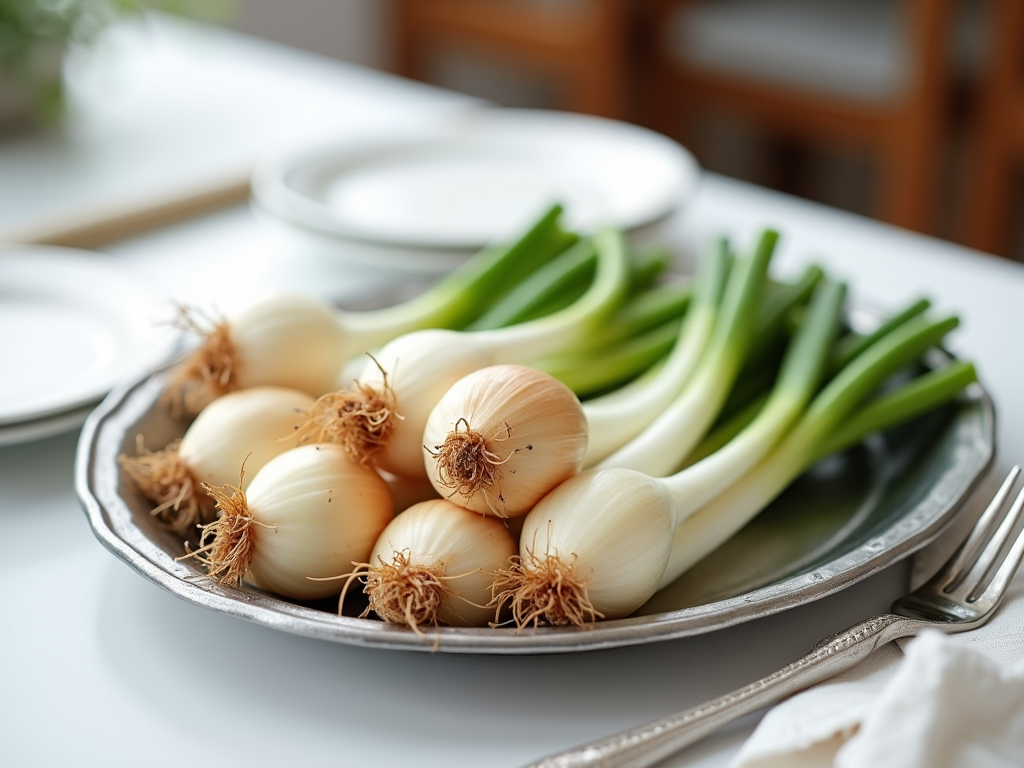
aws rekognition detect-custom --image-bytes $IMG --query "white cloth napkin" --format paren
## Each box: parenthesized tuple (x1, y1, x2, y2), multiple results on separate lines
(730, 530, 1024, 768)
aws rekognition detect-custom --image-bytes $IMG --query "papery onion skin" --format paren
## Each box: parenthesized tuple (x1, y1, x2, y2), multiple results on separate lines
(515, 468, 674, 621)
(240, 443, 394, 600)
(379, 470, 442, 514)
(423, 364, 587, 518)
(368, 499, 517, 627)
(356, 329, 491, 480)
(119, 385, 314, 532)
(229, 294, 349, 397)
(179, 386, 315, 490)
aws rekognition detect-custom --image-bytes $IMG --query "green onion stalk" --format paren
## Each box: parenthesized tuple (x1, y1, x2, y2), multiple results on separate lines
(659, 312, 970, 588)
(576, 236, 733, 467)
(531, 278, 693, 397)
(652, 276, 847, 526)
(165, 203, 578, 414)
(297, 225, 632, 482)
(594, 229, 778, 474)
(494, 246, 974, 628)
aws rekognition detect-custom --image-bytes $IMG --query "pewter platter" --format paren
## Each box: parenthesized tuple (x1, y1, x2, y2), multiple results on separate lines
(75, 346, 994, 655)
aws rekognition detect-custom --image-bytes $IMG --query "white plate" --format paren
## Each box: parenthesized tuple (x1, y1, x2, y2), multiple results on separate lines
(251, 107, 701, 252)
(0, 403, 97, 447)
(0, 246, 178, 427)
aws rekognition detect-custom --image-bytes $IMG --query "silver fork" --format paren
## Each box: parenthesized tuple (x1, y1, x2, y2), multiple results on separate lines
(523, 465, 1024, 768)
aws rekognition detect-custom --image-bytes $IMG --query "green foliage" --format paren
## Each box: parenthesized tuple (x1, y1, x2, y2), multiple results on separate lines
(0, 0, 230, 123)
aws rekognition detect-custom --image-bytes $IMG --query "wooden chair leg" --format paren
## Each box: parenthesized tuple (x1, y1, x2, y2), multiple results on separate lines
(390, 0, 631, 120)
(874, 0, 952, 234)
(393, 0, 420, 80)
(565, 43, 627, 115)
(877, 125, 941, 232)
(962, 119, 1019, 257)
(961, 0, 1024, 257)
(564, 0, 631, 118)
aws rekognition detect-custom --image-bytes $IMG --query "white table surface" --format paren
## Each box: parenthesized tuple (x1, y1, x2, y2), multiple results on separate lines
(2, 16, 1023, 768)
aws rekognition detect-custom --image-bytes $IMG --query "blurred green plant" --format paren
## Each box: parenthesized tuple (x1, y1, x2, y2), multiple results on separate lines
(0, 0, 230, 124)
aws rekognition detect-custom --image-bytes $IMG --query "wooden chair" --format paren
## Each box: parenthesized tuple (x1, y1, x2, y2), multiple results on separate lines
(392, 0, 631, 119)
(961, 0, 1024, 258)
(641, 0, 955, 234)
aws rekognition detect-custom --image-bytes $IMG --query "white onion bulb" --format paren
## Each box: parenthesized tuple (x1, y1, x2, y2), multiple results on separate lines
(190, 443, 393, 601)
(179, 386, 314, 487)
(493, 468, 674, 626)
(119, 386, 314, 532)
(422, 364, 587, 518)
(302, 329, 490, 480)
(379, 470, 443, 515)
(363, 499, 517, 630)
(168, 293, 348, 414)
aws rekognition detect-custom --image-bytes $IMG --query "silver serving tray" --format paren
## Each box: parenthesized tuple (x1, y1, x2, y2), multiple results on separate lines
(75, 346, 994, 655)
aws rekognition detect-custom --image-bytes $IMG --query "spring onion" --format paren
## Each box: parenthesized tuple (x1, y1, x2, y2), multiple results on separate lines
(659, 277, 846, 523)
(830, 297, 931, 373)
(492, 467, 674, 625)
(164, 204, 577, 414)
(530, 276, 692, 396)
(543, 319, 682, 399)
(357, 498, 518, 631)
(594, 229, 777, 474)
(423, 364, 587, 518)
(466, 239, 596, 330)
(579, 236, 732, 466)
(183, 443, 394, 600)
(497, 302, 966, 626)
(119, 386, 314, 532)
(658, 313, 965, 588)
(134, 215, 985, 635)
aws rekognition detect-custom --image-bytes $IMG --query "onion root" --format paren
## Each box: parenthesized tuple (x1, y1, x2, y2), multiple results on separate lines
(490, 541, 603, 629)
(163, 307, 237, 417)
(118, 437, 211, 533)
(295, 358, 400, 465)
(428, 418, 530, 517)
(361, 550, 456, 635)
(178, 481, 273, 586)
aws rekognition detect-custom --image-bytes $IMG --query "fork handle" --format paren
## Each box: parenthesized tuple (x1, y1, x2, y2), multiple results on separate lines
(521, 614, 912, 768)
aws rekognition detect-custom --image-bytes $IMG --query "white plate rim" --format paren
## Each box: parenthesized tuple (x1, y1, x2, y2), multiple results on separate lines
(250, 107, 702, 251)
(0, 245, 179, 426)
(0, 403, 97, 447)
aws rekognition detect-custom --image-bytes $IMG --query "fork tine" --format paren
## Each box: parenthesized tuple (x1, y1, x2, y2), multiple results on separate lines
(939, 465, 1022, 593)
(969, 484, 1024, 610)
(945, 470, 1024, 603)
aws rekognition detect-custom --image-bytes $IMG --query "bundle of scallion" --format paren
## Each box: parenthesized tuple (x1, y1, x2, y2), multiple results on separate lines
(134, 216, 981, 638)
(128, 213, 665, 536)
(539, 233, 824, 468)
(491, 240, 977, 627)
(657, 317, 974, 588)
(592, 229, 781, 476)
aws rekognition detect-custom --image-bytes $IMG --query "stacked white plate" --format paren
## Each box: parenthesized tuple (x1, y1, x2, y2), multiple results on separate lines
(0, 246, 178, 446)
(250, 108, 702, 273)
